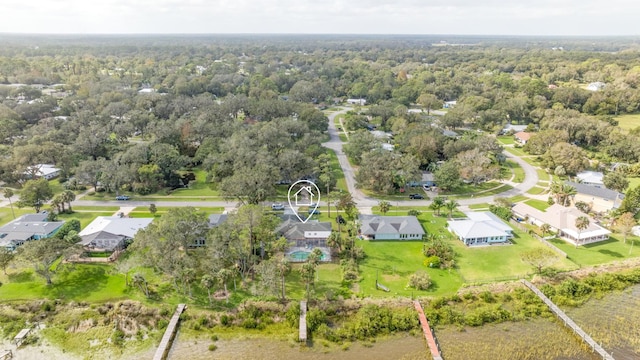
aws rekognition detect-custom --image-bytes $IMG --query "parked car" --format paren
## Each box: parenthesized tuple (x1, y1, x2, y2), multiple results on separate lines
(271, 203, 285, 211)
(308, 208, 320, 215)
(409, 194, 424, 199)
(116, 195, 130, 200)
(336, 215, 347, 224)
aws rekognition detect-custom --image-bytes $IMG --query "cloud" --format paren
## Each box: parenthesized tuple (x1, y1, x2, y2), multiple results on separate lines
(1, 0, 638, 35)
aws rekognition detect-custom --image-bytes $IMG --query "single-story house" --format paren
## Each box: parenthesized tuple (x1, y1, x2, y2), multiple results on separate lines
(277, 219, 332, 248)
(0, 213, 64, 251)
(79, 216, 154, 251)
(444, 100, 457, 108)
(586, 82, 605, 92)
(512, 203, 610, 246)
(24, 164, 61, 180)
(381, 143, 394, 151)
(501, 124, 528, 135)
(566, 181, 623, 213)
(447, 211, 513, 246)
(575, 171, 604, 186)
(358, 215, 425, 240)
(407, 172, 436, 188)
(346, 98, 366, 105)
(514, 131, 532, 145)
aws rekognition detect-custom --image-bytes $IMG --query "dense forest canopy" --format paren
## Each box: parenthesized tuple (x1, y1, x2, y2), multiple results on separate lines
(3, 34, 640, 197)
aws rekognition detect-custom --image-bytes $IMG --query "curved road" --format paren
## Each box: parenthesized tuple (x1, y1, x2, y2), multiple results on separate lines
(321, 109, 539, 209)
(65, 114, 539, 211)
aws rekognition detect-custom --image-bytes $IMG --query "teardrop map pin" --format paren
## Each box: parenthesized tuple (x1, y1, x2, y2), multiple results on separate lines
(287, 180, 321, 223)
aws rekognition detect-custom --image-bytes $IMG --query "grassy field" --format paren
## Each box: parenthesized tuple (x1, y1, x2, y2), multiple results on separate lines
(505, 160, 525, 183)
(614, 113, 640, 131)
(525, 199, 551, 211)
(468, 203, 491, 210)
(169, 169, 220, 197)
(627, 177, 640, 191)
(549, 234, 640, 266)
(526, 186, 547, 195)
(58, 210, 116, 228)
(536, 169, 551, 182)
(497, 135, 516, 145)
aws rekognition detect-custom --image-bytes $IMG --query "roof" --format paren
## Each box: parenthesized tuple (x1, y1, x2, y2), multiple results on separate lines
(26, 164, 60, 177)
(208, 214, 229, 227)
(514, 131, 532, 141)
(79, 231, 127, 250)
(0, 220, 64, 238)
(565, 181, 623, 202)
(447, 211, 512, 239)
(575, 171, 604, 185)
(277, 219, 332, 240)
(503, 124, 528, 132)
(78, 216, 153, 238)
(358, 215, 425, 236)
(512, 203, 610, 240)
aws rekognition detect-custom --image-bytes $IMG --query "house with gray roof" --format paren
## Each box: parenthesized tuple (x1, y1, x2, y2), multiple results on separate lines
(358, 215, 425, 240)
(447, 211, 512, 246)
(79, 216, 153, 251)
(565, 181, 623, 213)
(575, 171, 604, 186)
(277, 219, 332, 247)
(208, 214, 229, 227)
(0, 213, 64, 251)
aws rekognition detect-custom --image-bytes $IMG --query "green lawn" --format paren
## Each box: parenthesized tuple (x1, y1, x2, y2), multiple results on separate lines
(72, 206, 121, 212)
(508, 195, 529, 203)
(526, 186, 547, 195)
(169, 169, 220, 197)
(497, 135, 516, 145)
(468, 203, 491, 210)
(358, 240, 464, 297)
(453, 228, 577, 283)
(0, 264, 144, 303)
(504, 147, 527, 157)
(536, 169, 550, 181)
(627, 177, 640, 191)
(614, 113, 640, 131)
(549, 234, 640, 266)
(58, 211, 116, 228)
(0, 207, 35, 226)
(524, 199, 551, 211)
(505, 160, 525, 183)
(440, 182, 513, 198)
(325, 148, 348, 193)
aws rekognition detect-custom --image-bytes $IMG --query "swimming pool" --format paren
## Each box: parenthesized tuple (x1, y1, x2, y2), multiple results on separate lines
(287, 250, 327, 262)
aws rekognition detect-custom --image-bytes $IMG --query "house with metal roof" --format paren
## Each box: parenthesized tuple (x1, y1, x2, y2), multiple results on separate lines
(575, 171, 604, 186)
(277, 219, 332, 262)
(512, 203, 610, 246)
(447, 211, 513, 246)
(0, 213, 64, 251)
(79, 216, 154, 251)
(358, 215, 425, 240)
(565, 181, 623, 213)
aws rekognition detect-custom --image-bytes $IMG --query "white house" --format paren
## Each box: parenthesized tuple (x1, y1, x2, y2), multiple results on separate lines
(79, 216, 154, 251)
(346, 98, 366, 105)
(25, 164, 60, 180)
(586, 82, 606, 91)
(512, 203, 610, 246)
(358, 215, 425, 240)
(447, 211, 513, 246)
(575, 171, 604, 186)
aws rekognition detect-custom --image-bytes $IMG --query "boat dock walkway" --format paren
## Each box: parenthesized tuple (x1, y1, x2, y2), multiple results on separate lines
(521, 280, 614, 360)
(153, 303, 186, 360)
(299, 301, 307, 342)
(413, 300, 443, 360)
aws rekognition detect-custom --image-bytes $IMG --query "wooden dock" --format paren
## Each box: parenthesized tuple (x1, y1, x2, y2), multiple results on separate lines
(299, 301, 307, 342)
(0, 350, 13, 360)
(413, 300, 443, 360)
(521, 280, 614, 360)
(153, 303, 186, 360)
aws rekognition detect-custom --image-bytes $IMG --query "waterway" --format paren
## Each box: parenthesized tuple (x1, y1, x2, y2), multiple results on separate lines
(165, 285, 640, 360)
(168, 332, 428, 360)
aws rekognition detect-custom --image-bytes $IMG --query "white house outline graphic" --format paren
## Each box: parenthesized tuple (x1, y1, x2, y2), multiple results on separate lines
(293, 186, 315, 206)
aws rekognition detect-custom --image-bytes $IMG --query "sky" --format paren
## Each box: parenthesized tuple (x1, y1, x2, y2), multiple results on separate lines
(1, 0, 639, 36)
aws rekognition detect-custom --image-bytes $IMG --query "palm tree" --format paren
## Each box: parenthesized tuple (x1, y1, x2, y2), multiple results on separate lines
(61, 190, 76, 212)
(200, 274, 215, 305)
(51, 194, 64, 213)
(550, 181, 563, 204)
(562, 184, 577, 206)
(445, 200, 459, 219)
(575, 216, 590, 247)
(540, 223, 551, 237)
(3, 188, 15, 219)
(378, 200, 391, 215)
(430, 196, 446, 216)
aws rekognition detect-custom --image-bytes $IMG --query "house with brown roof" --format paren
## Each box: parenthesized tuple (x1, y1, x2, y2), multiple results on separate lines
(512, 203, 610, 246)
(514, 131, 532, 145)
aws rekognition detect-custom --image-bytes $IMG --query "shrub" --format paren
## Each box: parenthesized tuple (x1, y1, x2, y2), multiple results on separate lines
(111, 329, 125, 346)
(285, 305, 301, 328)
(219, 314, 232, 326)
(307, 309, 327, 332)
(423, 255, 440, 268)
(208, 344, 217, 351)
(408, 271, 432, 291)
(408, 209, 421, 216)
